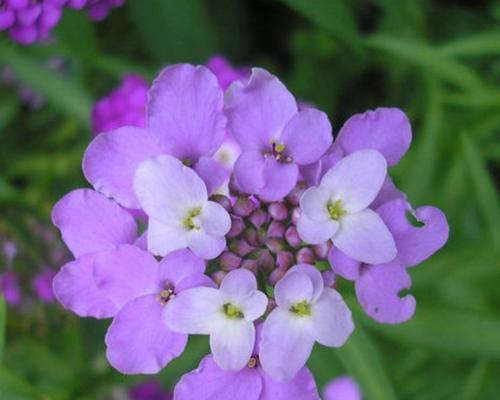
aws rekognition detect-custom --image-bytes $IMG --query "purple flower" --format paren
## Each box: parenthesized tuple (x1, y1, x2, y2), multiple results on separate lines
(93, 246, 212, 374)
(129, 380, 172, 400)
(330, 198, 449, 323)
(0, 271, 21, 306)
(92, 74, 148, 135)
(298, 149, 397, 264)
(32, 269, 56, 303)
(225, 68, 333, 201)
(173, 326, 320, 400)
(206, 55, 249, 91)
(259, 264, 353, 381)
(65, 0, 123, 21)
(324, 376, 362, 400)
(165, 269, 267, 371)
(134, 154, 231, 259)
(52, 189, 138, 318)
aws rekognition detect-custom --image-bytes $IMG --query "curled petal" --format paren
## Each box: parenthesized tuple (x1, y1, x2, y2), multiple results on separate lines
(200, 201, 231, 237)
(287, 264, 324, 303)
(233, 151, 266, 195)
(259, 159, 299, 202)
(157, 249, 206, 288)
(297, 214, 338, 245)
(355, 262, 416, 324)
(220, 269, 257, 301)
(274, 271, 314, 309)
(193, 156, 230, 195)
(328, 247, 361, 281)
(300, 187, 331, 222)
(187, 231, 226, 260)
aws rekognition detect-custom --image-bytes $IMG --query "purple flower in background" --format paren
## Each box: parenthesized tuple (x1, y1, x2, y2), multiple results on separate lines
(0, 271, 21, 305)
(92, 74, 148, 134)
(93, 246, 212, 374)
(298, 149, 397, 264)
(66, 0, 124, 21)
(226, 68, 333, 201)
(324, 376, 362, 400)
(206, 55, 249, 91)
(129, 380, 172, 400)
(32, 269, 56, 303)
(173, 325, 320, 400)
(165, 269, 267, 371)
(260, 264, 353, 381)
(134, 154, 231, 259)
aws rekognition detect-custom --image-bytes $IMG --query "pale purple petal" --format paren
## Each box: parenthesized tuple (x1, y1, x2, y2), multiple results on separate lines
(355, 262, 416, 324)
(328, 247, 361, 280)
(371, 176, 406, 209)
(148, 64, 226, 161)
(187, 231, 226, 260)
(336, 107, 412, 166)
(52, 189, 137, 258)
(260, 309, 315, 382)
(300, 187, 331, 222)
(287, 264, 324, 303)
(210, 320, 255, 371)
(200, 201, 231, 236)
(239, 291, 268, 322)
(173, 355, 262, 400)
(233, 151, 266, 195)
(220, 269, 256, 299)
(320, 150, 387, 213)
(134, 155, 207, 224)
(260, 365, 320, 400)
(334, 209, 396, 264)
(164, 287, 223, 334)
(297, 214, 338, 245)
(225, 68, 297, 151)
(157, 249, 206, 289)
(193, 156, 230, 195)
(147, 219, 188, 257)
(309, 288, 354, 347)
(301, 145, 343, 187)
(53, 254, 117, 319)
(280, 108, 332, 165)
(105, 295, 187, 374)
(377, 199, 449, 267)
(259, 158, 299, 202)
(324, 376, 362, 400)
(93, 245, 159, 309)
(83, 127, 161, 209)
(274, 271, 313, 309)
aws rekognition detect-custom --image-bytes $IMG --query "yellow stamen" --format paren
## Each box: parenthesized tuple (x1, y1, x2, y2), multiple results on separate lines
(327, 200, 346, 220)
(290, 300, 310, 316)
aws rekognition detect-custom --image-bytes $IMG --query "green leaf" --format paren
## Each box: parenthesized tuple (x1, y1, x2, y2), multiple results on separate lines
(362, 306, 500, 359)
(0, 366, 47, 400)
(0, 296, 5, 362)
(279, 0, 361, 49)
(461, 134, 500, 245)
(128, 0, 217, 63)
(439, 30, 500, 57)
(364, 35, 484, 91)
(0, 41, 91, 126)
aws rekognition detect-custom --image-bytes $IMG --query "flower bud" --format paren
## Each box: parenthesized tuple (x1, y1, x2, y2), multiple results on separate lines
(296, 247, 316, 264)
(276, 251, 294, 270)
(257, 249, 274, 271)
(243, 228, 258, 247)
(291, 207, 301, 225)
(285, 226, 301, 248)
(268, 202, 288, 221)
(265, 237, 285, 254)
(227, 218, 245, 238)
(211, 270, 227, 286)
(232, 239, 255, 257)
(249, 209, 269, 229)
(211, 194, 232, 212)
(241, 259, 258, 275)
(219, 252, 241, 271)
(233, 197, 255, 217)
(322, 270, 336, 288)
(313, 242, 332, 260)
(286, 181, 306, 206)
(269, 267, 287, 286)
(267, 221, 285, 238)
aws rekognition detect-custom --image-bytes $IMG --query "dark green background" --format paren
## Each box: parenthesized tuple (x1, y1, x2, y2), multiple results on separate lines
(0, 1, 499, 399)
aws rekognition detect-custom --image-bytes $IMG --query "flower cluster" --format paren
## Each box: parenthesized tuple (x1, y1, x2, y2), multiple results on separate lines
(0, 0, 123, 45)
(52, 62, 448, 398)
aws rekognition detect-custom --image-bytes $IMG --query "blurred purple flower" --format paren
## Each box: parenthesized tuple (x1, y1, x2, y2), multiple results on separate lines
(324, 376, 362, 400)
(129, 380, 172, 400)
(32, 269, 56, 303)
(66, 0, 124, 21)
(0, 271, 21, 305)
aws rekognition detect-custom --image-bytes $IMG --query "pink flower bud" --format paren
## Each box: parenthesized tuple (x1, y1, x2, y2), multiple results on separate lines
(211, 270, 227, 286)
(313, 242, 332, 260)
(265, 237, 285, 254)
(211, 194, 232, 212)
(285, 226, 301, 248)
(267, 221, 285, 238)
(269, 267, 287, 286)
(231, 239, 255, 257)
(233, 197, 255, 217)
(268, 202, 288, 221)
(296, 247, 316, 264)
(227, 218, 245, 238)
(243, 228, 258, 246)
(220, 252, 241, 271)
(241, 259, 258, 275)
(257, 249, 274, 271)
(276, 251, 294, 270)
(249, 209, 269, 229)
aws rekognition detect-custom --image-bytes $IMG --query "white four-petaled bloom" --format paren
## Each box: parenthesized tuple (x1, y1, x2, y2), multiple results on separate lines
(134, 154, 231, 259)
(298, 149, 397, 264)
(163, 269, 268, 371)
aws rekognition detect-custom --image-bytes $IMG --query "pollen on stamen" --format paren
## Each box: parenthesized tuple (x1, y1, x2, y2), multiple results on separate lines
(247, 356, 258, 368)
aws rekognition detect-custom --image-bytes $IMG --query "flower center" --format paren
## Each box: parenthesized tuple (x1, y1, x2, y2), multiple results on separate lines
(183, 207, 202, 230)
(247, 356, 259, 368)
(223, 303, 244, 319)
(157, 284, 176, 306)
(265, 140, 292, 163)
(327, 200, 346, 220)
(290, 300, 311, 316)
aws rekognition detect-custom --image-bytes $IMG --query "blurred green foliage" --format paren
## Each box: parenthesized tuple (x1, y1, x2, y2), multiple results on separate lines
(0, 0, 499, 399)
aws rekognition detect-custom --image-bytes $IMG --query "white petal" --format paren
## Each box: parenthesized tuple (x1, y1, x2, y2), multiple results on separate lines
(163, 287, 223, 334)
(220, 269, 257, 301)
(260, 309, 315, 382)
(300, 187, 331, 222)
(297, 214, 338, 245)
(274, 271, 313, 309)
(134, 154, 207, 224)
(210, 320, 255, 371)
(287, 264, 324, 303)
(200, 201, 231, 236)
(147, 218, 188, 257)
(334, 208, 397, 264)
(320, 149, 387, 213)
(187, 231, 226, 260)
(240, 291, 268, 322)
(309, 288, 354, 347)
